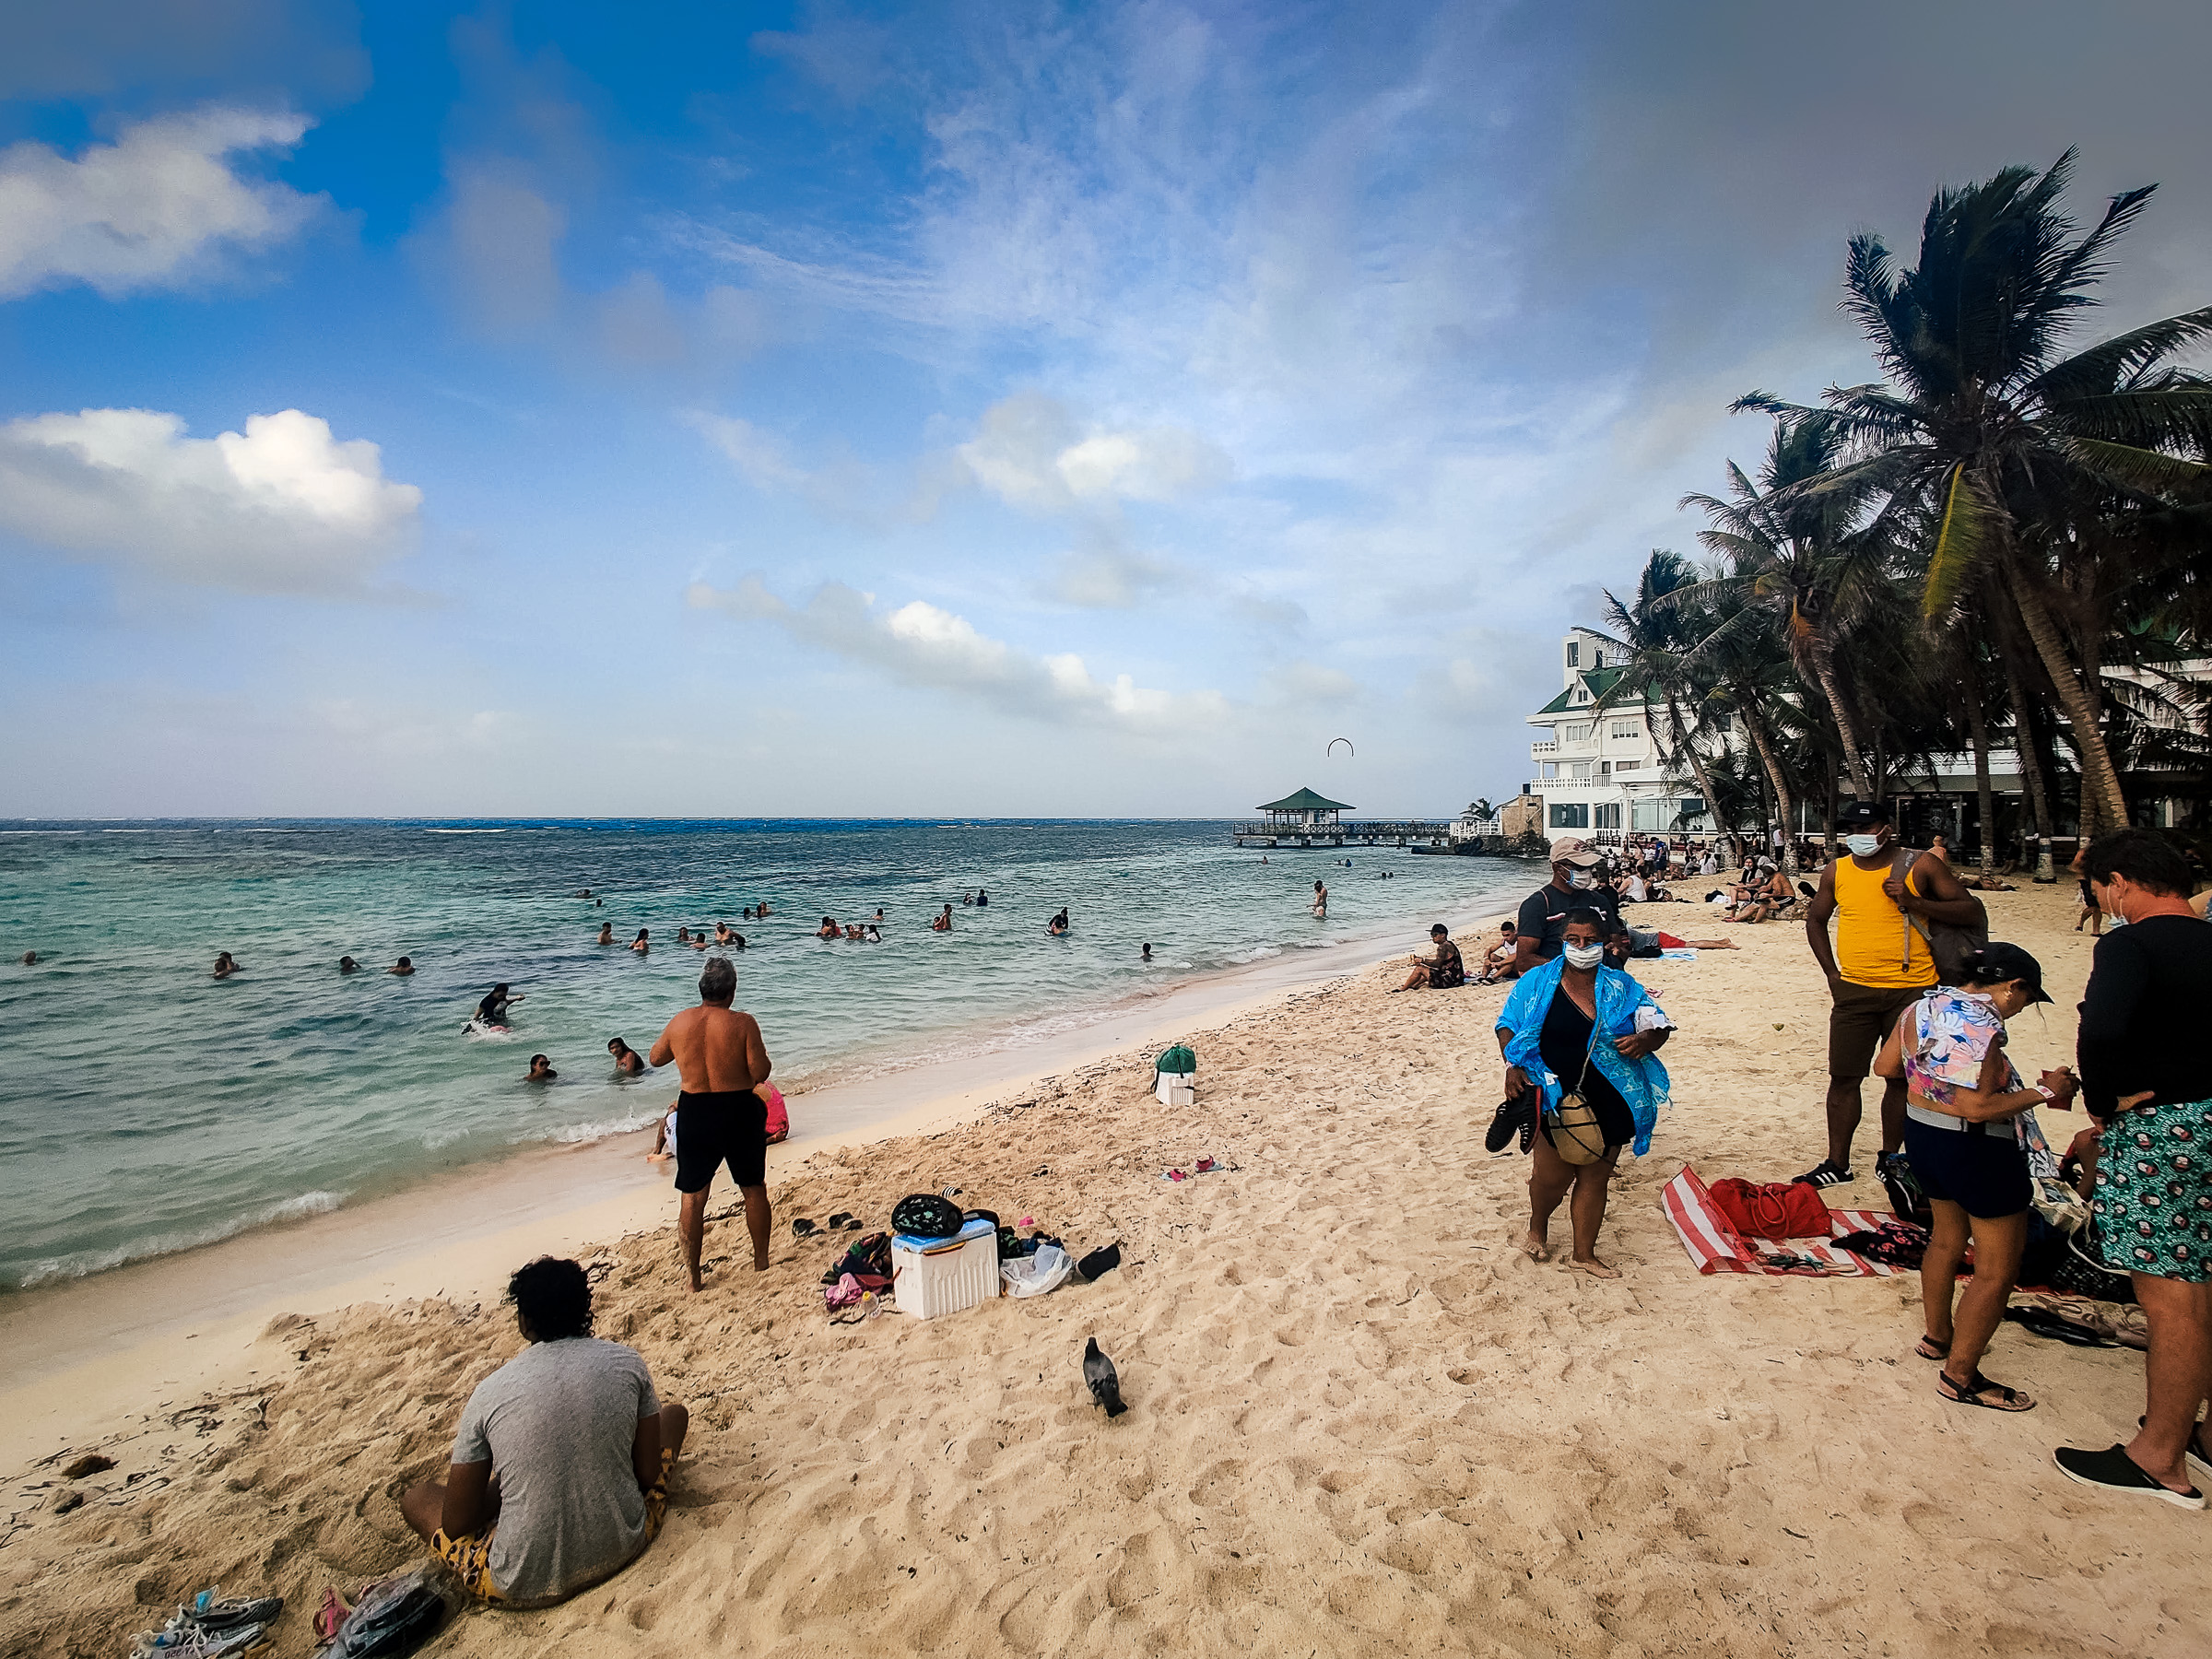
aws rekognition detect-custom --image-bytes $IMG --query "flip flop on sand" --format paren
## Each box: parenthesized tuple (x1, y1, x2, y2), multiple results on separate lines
(1938, 1371, 2035, 1411)
(791, 1218, 818, 1237)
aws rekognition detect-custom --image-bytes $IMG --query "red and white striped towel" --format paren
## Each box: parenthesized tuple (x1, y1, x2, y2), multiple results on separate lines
(1660, 1166, 1899, 1277)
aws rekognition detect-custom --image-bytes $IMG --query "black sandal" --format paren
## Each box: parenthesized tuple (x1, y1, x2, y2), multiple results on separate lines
(1938, 1370, 2035, 1412)
(1914, 1335, 1949, 1361)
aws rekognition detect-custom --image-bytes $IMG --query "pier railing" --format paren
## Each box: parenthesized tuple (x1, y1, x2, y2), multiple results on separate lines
(1230, 819, 1450, 847)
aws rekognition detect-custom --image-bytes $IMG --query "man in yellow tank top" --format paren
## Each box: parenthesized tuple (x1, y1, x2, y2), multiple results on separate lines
(1798, 800, 1983, 1188)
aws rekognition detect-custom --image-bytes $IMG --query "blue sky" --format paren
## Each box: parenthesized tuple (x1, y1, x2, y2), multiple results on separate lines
(3, 1, 2206, 818)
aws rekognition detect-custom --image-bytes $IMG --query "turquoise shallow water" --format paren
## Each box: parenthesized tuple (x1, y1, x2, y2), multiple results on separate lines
(0, 819, 1521, 1289)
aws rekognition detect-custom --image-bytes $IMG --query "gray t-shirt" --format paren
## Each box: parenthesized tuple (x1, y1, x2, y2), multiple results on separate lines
(451, 1336, 662, 1606)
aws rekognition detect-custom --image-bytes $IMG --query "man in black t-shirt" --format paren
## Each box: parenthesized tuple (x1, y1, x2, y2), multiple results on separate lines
(1502, 838, 1620, 979)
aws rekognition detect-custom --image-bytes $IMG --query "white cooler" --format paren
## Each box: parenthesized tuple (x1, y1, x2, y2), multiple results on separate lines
(1155, 1074, 1195, 1106)
(890, 1218, 1000, 1319)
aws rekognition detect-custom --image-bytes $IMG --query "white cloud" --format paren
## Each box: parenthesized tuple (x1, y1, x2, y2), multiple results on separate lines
(0, 407, 422, 594)
(687, 412, 809, 492)
(687, 576, 1229, 734)
(956, 392, 1229, 512)
(0, 107, 324, 299)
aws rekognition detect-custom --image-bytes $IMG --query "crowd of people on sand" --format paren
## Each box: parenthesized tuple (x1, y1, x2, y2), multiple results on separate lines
(1378, 809, 2212, 1509)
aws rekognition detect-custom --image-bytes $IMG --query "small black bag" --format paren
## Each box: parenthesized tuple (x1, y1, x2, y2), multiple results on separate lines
(1879, 1152, 1933, 1229)
(891, 1193, 964, 1239)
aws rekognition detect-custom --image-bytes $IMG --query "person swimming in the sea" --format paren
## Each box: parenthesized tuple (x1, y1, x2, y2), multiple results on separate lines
(1311, 880, 1328, 919)
(477, 983, 521, 1027)
(212, 952, 240, 978)
(817, 915, 839, 940)
(607, 1036, 647, 1076)
(596, 923, 614, 946)
(843, 924, 865, 942)
(388, 956, 415, 976)
(756, 900, 771, 918)
(864, 925, 880, 943)
(1047, 909, 1070, 936)
(716, 921, 739, 944)
(338, 956, 359, 973)
(1141, 943, 1153, 962)
(630, 929, 650, 955)
(20, 951, 37, 966)
(676, 926, 692, 945)
(932, 904, 953, 933)
(525, 1054, 558, 1083)
(974, 889, 987, 908)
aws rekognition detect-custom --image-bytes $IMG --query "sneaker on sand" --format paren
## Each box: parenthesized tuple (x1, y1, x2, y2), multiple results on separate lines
(132, 1621, 269, 1658)
(182, 1589, 284, 1633)
(1793, 1159, 1855, 1189)
(2053, 1444, 2207, 1511)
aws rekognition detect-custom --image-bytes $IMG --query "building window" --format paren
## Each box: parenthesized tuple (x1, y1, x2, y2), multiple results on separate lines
(1594, 649, 1605, 669)
(1541, 762, 1557, 779)
(1599, 761, 1612, 776)
(1594, 803, 1622, 829)
(1564, 724, 1591, 743)
(1570, 762, 1591, 781)
(1567, 641, 1579, 666)
(1549, 803, 1590, 829)
(1609, 721, 1640, 740)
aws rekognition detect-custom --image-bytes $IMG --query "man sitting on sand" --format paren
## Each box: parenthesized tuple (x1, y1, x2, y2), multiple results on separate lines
(649, 957, 775, 1291)
(1476, 922, 1519, 983)
(1391, 924, 1465, 992)
(401, 1257, 688, 1608)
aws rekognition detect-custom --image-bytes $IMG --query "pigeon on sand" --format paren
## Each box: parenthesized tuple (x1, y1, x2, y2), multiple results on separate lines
(1082, 1338, 1127, 1418)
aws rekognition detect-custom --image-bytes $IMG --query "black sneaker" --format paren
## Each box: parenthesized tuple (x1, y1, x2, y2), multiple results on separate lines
(1793, 1159, 1855, 1189)
(2053, 1444, 2206, 1511)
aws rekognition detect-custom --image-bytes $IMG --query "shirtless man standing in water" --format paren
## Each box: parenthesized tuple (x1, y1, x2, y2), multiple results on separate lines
(648, 957, 773, 1291)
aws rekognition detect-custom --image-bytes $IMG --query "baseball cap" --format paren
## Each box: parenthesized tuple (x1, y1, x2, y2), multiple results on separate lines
(1967, 941, 2053, 1004)
(1549, 836, 1604, 867)
(1839, 800, 1893, 828)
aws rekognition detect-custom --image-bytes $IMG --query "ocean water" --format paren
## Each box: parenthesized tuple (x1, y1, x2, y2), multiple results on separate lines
(0, 819, 1523, 1289)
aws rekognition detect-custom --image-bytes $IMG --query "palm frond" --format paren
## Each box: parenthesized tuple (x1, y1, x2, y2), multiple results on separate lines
(1923, 465, 1997, 618)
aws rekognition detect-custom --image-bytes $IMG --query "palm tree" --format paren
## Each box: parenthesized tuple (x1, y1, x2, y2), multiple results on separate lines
(1738, 149, 2212, 832)
(1599, 551, 1733, 844)
(1677, 415, 1898, 799)
(1605, 549, 1811, 873)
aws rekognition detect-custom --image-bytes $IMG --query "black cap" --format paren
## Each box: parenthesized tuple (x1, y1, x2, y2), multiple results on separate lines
(1839, 800, 1893, 827)
(1966, 941, 2052, 1004)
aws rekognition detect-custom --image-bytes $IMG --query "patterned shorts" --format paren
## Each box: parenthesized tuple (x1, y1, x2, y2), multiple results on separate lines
(2092, 1098, 2212, 1283)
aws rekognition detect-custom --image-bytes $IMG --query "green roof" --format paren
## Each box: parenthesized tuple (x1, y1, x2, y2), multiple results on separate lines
(1256, 786, 1354, 813)
(1535, 666, 1636, 715)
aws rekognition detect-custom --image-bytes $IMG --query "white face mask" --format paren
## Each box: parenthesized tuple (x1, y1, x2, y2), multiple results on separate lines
(1843, 833, 1882, 858)
(1565, 867, 1594, 888)
(1562, 943, 1606, 970)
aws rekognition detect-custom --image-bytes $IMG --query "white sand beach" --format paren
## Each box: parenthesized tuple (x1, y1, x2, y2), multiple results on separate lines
(4, 883, 2202, 1658)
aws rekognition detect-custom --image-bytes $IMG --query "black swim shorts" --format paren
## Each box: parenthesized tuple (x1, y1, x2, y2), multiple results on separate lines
(1902, 1117, 2031, 1220)
(674, 1089, 767, 1194)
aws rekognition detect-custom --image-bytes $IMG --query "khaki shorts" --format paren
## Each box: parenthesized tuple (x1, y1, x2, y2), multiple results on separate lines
(1827, 981, 1926, 1081)
(431, 1448, 672, 1603)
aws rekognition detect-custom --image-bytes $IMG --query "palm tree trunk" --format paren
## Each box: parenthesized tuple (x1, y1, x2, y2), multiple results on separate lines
(1996, 637, 2057, 882)
(2006, 563, 2129, 835)
(1807, 630, 1874, 799)
(1735, 700, 1800, 876)
(1961, 672, 1997, 880)
(1661, 693, 1726, 845)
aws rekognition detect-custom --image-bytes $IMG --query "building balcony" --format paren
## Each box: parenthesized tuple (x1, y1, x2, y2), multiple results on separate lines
(1530, 740, 1558, 756)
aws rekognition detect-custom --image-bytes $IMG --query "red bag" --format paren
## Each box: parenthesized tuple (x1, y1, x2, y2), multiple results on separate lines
(1709, 1177, 1832, 1240)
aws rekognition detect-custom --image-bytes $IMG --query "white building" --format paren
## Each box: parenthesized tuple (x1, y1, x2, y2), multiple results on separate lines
(1523, 627, 1711, 839)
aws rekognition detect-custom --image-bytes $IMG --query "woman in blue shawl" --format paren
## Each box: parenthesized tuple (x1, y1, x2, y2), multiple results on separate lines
(1496, 908, 1674, 1278)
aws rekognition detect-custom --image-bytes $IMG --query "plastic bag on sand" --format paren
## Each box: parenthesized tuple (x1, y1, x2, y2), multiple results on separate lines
(1000, 1244, 1073, 1298)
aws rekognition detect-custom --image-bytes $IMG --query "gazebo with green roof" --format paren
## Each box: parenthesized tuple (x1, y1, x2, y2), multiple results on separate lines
(1254, 786, 1355, 832)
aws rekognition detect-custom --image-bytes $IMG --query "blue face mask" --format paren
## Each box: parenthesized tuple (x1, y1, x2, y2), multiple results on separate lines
(1843, 833, 1882, 858)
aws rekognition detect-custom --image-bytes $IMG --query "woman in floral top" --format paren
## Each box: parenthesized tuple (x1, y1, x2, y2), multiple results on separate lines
(1874, 943, 2078, 1412)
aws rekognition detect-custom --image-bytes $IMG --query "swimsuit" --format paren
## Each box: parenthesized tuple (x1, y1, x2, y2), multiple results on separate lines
(673, 1090, 767, 1193)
